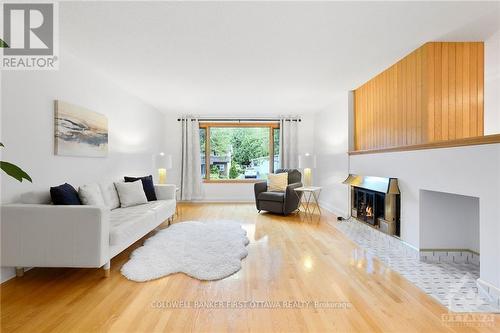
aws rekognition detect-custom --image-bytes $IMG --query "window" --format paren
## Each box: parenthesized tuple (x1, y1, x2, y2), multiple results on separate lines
(199, 123, 280, 181)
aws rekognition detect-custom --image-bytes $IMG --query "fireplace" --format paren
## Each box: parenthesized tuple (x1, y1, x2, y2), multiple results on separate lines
(352, 187, 382, 225)
(343, 175, 401, 237)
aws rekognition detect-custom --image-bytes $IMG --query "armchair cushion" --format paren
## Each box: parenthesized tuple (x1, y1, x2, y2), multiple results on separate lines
(267, 173, 288, 191)
(257, 191, 285, 202)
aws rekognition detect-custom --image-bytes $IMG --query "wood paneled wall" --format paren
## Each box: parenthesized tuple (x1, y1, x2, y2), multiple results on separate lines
(424, 42, 484, 142)
(354, 42, 484, 151)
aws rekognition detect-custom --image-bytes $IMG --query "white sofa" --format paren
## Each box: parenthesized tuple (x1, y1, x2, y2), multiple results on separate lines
(1, 183, 176, 277)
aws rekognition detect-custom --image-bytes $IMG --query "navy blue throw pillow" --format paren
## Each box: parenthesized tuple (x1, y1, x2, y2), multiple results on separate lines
(50, 183, 82, 205)
(124, 175, 157, 201)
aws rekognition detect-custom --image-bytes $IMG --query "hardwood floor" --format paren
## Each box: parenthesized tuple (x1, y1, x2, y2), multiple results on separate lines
(1, 203, 499, 332)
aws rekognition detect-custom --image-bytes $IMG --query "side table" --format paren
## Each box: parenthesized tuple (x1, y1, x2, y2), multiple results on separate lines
(294, 186, 322, 217)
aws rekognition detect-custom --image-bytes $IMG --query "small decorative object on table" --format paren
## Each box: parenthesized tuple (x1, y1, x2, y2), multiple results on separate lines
(298, 153, 316, 186)
(294, 186, 322, 217)
(155, 152, 172, 184)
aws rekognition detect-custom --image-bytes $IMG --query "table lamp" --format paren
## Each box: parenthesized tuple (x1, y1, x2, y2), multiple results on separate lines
(298, 153, 316, 187)
(155, 152, 172, 184)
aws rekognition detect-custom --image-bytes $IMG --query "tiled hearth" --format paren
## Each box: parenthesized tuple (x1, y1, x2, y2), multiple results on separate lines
(334, 218, 500, 313)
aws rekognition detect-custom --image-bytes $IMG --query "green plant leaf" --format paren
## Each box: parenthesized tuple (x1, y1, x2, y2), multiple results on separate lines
(0, 142, 4, 147)
(0, 161, 32, 182)
(0, 38, 9, 48)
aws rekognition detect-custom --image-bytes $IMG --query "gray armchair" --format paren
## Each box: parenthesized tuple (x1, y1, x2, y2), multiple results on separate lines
(254, 169, 303, 215)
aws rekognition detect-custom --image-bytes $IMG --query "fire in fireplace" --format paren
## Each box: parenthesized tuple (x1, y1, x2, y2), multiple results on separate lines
(352, 186, 385, 226)
(343, 175, 401, 237)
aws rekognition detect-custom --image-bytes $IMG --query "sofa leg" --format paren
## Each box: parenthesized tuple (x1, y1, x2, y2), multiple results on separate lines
(103, 261, 110, 278)
(15, 267, 24, 277)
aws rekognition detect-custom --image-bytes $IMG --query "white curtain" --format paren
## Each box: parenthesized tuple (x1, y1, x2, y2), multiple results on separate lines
(180, 116, 202, 200)
(279, 116, 300, 169)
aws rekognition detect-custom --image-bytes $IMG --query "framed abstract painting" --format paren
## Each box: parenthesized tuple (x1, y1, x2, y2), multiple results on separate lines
(54, 100, 108, 157)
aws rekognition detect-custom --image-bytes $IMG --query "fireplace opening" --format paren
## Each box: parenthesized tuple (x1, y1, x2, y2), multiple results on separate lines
(352, 187, 386, 226)
(420, 190, 479, 254)
(344, 175, 401, 237)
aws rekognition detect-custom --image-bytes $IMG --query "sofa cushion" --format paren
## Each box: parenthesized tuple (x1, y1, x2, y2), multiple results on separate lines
(78, 183, 106, 206)
(258, 191, 285, 202)
(109, 206, 156, 246)
(115, 181, 148, 208)
(109, 200, 176, 246)
(50, 183, 82, 205)
(144, 200, 176, 223)
(99, 182, 120, 210)
(124, 175, 157, 201)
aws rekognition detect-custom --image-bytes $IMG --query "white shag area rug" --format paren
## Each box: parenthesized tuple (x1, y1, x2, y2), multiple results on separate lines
(121, 220, 249, 282)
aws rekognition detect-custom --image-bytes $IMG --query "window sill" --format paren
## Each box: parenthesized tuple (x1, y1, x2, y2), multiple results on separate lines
(203, 179, 264, 184)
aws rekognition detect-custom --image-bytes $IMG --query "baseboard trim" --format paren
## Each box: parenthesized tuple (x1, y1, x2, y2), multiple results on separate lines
(1, 267, 32, 284)
(420, 248, 480, 256)
(477, 278, 500, 306)
(180, 200, 254, 204)
(318, 200, 348, 218)
(401, 240, 419, 252)
(419, 249, 479, 265)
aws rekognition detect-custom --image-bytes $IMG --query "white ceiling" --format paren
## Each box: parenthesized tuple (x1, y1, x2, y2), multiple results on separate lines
(60, 1, 500, 115)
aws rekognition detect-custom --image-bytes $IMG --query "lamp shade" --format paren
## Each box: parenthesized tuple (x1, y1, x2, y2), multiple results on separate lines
(298, 153, 316, 169)
(155, 153, 172, 170)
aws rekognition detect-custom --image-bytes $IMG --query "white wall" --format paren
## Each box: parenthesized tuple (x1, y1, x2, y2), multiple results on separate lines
(0, 49, 166, 281)
(163, 113, 316, 202)
(162, 113, 182, 189)
(312, 94, 350, 217)
(485, 31, 500, 134)
(349, 144, 500, 290)
(419, 190, 480, 253)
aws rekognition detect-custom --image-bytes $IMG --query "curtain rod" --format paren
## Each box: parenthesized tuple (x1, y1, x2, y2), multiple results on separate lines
(177, 118, 301, 122)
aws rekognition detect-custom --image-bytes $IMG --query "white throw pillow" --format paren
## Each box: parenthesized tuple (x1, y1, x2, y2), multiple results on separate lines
(115, 181, 148, 208)
(99, 182, 120, 210)
(267, 172, 288, 192)
(78, 183, 106, 206)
